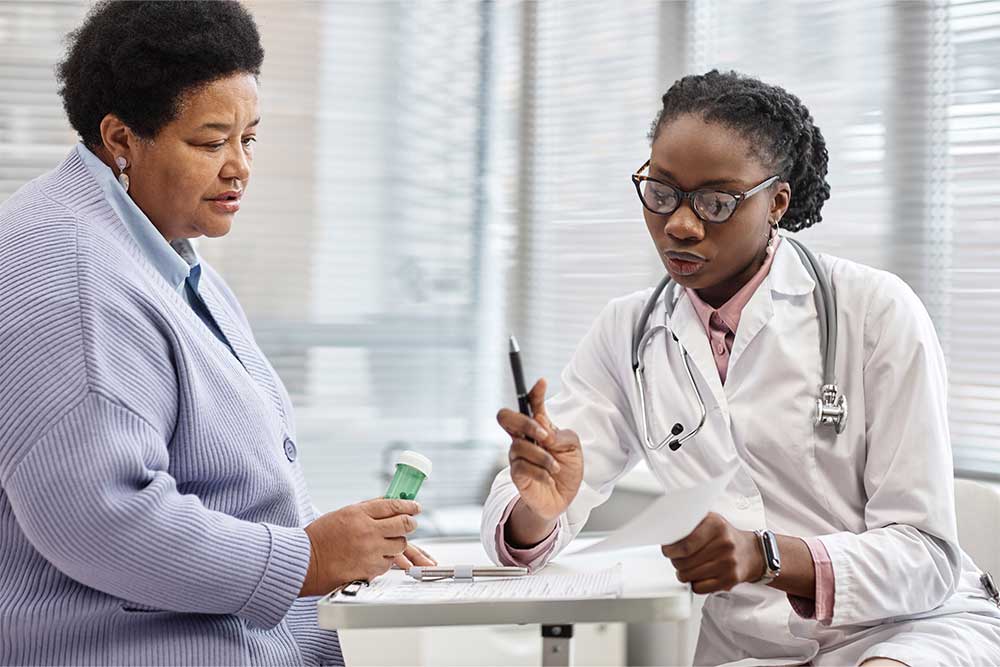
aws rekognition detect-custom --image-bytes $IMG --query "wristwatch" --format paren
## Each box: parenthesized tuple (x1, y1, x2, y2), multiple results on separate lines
(753, 529, 781, 584)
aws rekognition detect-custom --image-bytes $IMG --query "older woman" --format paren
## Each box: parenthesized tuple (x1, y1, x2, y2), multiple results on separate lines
(0, 2, 430, 664)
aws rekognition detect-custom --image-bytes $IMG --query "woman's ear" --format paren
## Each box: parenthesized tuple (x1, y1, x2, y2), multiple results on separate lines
(98, 114, 135, 163)
(770, 181, 792, 225)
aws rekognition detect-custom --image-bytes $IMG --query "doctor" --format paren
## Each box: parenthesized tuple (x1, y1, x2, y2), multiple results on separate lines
(481, 70, 1000, 666)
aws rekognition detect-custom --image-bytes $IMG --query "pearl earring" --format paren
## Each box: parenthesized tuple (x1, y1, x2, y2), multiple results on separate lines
(115, 156, 130, 192)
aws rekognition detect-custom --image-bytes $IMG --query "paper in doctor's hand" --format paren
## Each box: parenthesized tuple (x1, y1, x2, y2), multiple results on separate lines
(564, 460, 741, 556)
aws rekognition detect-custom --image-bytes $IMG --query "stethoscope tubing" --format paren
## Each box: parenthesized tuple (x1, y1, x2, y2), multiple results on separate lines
(631, 237, 842, 451)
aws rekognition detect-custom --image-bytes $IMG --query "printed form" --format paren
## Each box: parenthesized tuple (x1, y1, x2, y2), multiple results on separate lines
(336, 564, 623, 604)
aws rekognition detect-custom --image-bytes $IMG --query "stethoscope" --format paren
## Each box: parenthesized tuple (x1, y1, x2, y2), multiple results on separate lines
(631, 236, 848, 451)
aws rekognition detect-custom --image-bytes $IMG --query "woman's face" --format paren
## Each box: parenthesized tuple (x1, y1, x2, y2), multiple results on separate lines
(119, 74, 260, 241)
(643, 113, 790, 307)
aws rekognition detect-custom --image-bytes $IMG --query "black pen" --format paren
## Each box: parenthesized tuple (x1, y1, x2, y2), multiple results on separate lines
(508, 335, 532, 418)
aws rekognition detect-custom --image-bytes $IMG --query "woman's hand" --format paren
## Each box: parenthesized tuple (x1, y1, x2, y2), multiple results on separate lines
(393, 542, 437, 570)
(299, 498, 421, 596)
(496, 379, 583, 522)
(661, 512, 765, 594)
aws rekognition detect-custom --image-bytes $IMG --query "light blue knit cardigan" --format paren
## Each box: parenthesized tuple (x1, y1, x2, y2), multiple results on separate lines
(0, 149, 342, 665)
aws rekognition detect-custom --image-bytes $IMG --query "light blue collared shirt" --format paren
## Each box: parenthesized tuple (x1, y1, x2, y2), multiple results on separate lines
(75, 143, 232, 352)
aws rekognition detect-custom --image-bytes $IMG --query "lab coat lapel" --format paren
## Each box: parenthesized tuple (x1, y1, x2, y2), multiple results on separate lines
(727, 241, 815, 384)
(727, 282, 773, 375)
(668, 291, 728, 412)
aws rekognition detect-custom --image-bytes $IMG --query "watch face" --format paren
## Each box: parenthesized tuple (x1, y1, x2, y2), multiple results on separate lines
(763, 530, 781, 570)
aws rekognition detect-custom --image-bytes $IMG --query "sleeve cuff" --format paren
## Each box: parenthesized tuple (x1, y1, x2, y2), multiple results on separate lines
(494, 498, 559, 572)
(788, 536, 835, 624)
(238, 524, 312, 629)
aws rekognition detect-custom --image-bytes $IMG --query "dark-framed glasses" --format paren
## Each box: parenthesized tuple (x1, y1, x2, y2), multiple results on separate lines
(631, 159, 779, 224)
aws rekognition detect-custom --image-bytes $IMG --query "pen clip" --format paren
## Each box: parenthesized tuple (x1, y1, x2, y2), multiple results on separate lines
(338, 579, 369, 597)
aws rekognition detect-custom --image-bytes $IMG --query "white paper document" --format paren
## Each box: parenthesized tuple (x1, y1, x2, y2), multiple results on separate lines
(566, 460, 740, 556)
(335, 564, 623, 604)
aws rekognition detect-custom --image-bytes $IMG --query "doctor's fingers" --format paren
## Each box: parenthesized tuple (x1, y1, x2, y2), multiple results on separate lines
(689, 577, 736, 595)
(509, 438, 560, 474)
(661, 512, 727, 559)
(497, 408, 552, 444)
(549, 428, 580, 454)
(510, 457, 555, 484)
(526, 379, 556, 432)
(666, 539, 730, 573)
(672, 549, 736, 584)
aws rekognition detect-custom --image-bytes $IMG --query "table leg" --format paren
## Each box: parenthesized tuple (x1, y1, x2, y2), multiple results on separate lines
(541, 624, 574, 667)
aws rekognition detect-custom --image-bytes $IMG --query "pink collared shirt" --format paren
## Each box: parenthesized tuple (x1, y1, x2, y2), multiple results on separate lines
(497, 235, 834, 623)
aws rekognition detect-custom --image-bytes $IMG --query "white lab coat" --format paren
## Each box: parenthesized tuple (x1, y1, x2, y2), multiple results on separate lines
(481, 240, 1000, 666)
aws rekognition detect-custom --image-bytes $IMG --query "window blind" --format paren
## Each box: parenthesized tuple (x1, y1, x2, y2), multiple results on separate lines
(688, 0, 1000, 478)
(504, 0, 667, 392)
(201, 1, 502, 511)
(946, 0, 1000, 477)
(0, 1, 505, 514)
(0, 1, 85, 199)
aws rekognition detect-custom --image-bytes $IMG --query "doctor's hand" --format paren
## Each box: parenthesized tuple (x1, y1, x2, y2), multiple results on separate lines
(299, 498, 421, 596)
(661, 512, 765, 594)
(496, 378, 584, 522)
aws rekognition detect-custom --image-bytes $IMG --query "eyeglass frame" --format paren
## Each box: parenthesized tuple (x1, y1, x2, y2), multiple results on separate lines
(631, 159, 780, 224)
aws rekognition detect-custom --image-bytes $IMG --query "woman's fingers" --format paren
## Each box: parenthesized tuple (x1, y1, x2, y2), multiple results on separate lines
(382, 536, 407, 558)
(402, 543, 436, 566)
(362, 498, 421, 520)
(376, 513, 418, 537)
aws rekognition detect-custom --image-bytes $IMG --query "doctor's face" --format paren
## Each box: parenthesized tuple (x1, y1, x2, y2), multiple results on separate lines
(642, 113, 790, 308)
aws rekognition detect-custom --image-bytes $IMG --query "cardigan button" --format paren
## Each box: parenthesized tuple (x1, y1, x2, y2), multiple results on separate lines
(283, 437, 297, 462)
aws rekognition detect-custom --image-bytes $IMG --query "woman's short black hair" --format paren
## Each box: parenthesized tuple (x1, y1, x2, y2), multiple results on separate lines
(57, 0, 264, 149)
(650, 70, 830, 232)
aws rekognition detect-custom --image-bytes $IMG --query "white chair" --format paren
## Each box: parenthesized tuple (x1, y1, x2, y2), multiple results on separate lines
(954, 478, 1000, 576)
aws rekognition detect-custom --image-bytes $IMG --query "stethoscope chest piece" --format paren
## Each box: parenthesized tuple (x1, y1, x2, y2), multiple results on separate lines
(815, 383, 848, 434)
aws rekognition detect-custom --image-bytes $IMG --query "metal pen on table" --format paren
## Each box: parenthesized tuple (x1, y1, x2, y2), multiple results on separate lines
(508, 335, 533, 418)
(407, 565, 528, 581)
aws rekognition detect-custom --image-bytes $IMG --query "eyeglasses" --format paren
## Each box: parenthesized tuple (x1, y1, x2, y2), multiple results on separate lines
(631, 159, 779, 224)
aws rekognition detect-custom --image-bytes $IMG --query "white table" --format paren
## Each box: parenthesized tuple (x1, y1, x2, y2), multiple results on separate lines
(317, 536, 691, 666)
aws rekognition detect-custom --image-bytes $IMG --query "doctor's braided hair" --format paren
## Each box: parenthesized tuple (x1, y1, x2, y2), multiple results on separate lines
(650, 70, 830, 232)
